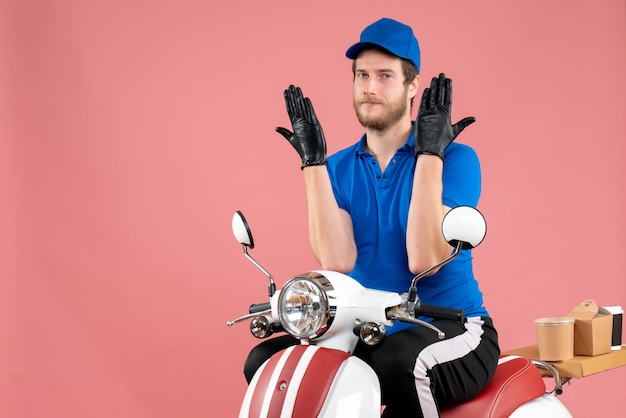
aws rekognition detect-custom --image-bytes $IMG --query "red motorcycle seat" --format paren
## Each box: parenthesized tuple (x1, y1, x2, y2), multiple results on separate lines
(440, 355, 546, 418)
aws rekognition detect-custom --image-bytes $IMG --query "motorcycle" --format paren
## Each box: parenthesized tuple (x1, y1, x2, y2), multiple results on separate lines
(227, 206, 573, 417)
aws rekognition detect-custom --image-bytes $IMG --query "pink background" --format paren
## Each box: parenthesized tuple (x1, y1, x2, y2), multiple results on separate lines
(1, 0, 625, 416)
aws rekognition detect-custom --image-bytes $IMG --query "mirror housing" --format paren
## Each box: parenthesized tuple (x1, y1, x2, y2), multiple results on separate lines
(232, 210, 254, 248)
(442, 206, 486, 250)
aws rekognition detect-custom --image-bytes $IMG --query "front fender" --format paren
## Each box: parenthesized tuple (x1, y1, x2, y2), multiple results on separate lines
(240, 345, 380, 418)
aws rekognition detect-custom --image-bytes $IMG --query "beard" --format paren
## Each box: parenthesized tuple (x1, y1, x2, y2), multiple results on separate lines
(354, 88, 410, 132)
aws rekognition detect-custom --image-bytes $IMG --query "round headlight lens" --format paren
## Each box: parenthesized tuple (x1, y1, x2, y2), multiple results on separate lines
(277, 276, 330, 339)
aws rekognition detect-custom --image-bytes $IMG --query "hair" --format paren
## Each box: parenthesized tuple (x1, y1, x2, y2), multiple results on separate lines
(400, 58, 419, 86)
(401, 58, 419, 107)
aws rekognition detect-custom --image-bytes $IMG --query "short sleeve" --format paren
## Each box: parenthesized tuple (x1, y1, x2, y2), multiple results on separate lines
(441, 143, 481, 208)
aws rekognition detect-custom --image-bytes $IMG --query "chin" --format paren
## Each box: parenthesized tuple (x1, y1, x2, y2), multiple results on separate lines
(356, 110, 381, 127)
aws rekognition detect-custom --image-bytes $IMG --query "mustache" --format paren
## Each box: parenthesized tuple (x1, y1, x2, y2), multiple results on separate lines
(356, 97, 385, 105)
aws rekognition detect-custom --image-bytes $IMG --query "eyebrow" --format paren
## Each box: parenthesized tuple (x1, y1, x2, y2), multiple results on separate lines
(355, 67, 398, 74)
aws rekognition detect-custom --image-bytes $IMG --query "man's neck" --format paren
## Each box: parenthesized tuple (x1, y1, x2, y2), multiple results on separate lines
(364, 119, 413, 171)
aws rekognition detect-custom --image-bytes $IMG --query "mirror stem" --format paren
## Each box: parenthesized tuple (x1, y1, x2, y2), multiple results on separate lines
(243, 245, 276, 297)
(407, 241, 463, 307)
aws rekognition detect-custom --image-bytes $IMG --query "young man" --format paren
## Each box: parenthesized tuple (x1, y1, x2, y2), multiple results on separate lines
(246, 18, 499, 417)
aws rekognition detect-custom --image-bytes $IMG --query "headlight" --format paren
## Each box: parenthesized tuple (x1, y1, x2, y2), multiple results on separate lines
(277, 273, 333, 340)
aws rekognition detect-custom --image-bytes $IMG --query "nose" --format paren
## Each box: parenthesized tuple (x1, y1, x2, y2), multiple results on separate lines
(363, 77, 377, 96)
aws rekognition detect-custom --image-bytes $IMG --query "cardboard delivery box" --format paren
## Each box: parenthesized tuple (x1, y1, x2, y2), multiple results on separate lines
(567, 299, 613, 356)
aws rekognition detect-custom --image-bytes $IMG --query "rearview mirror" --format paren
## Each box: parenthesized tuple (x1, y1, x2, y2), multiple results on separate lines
(442, 206, 486, 250)
(232, 210, 254, 248)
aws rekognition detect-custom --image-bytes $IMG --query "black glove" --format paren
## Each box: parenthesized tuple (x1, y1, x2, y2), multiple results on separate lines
(276, 85, 327, 170)
(415, 73, 476, 160)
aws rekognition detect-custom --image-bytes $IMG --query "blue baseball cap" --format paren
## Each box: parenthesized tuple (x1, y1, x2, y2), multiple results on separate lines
(346, 18, 421, 72)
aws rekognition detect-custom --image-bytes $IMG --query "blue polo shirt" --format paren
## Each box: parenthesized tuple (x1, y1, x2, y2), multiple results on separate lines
(327, 123, 489, 333)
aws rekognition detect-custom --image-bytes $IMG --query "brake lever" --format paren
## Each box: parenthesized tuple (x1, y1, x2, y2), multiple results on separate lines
(387, 306, 445, 339)
(226, 309, 272, 327)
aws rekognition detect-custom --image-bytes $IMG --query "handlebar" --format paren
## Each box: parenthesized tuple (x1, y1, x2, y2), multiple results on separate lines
(249, 302, 271, 314)
(249, 301, 463, 322)
(415, 303, 465, 323)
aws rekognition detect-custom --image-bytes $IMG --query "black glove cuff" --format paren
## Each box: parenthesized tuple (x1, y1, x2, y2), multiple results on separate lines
(414, 150, 444, 160)
(301, 159, 328, 170)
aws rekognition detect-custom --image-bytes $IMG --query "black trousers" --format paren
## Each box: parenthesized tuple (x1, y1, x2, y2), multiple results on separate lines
(244, 317, 499, 418)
